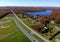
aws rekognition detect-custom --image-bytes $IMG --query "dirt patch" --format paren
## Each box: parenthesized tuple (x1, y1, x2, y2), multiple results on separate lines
(0, 25, 10, 28)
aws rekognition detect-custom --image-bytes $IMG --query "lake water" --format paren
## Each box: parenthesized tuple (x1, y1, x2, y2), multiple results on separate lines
(25, 10, 52, 16)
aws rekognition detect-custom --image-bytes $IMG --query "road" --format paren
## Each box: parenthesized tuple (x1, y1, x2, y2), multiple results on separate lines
(11, 10, 50, 42)
(0, 20, 11, 24)
(13, 19, 38, 42)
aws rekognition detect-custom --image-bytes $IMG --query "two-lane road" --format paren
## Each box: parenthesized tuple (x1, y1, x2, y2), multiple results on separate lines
(13, 19, 38, 42)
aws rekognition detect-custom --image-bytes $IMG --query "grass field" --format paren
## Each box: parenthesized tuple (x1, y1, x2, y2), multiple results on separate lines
(0, 17, 31, 42)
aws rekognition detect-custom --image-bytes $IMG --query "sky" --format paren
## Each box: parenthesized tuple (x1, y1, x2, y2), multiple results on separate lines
(0, 0, 60, 7)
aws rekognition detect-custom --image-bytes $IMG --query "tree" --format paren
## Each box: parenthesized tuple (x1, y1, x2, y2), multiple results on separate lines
(49, 31, 60, 40)
(55, 19, 60, 24)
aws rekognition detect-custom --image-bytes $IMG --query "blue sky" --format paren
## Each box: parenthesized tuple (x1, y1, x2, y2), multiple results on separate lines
(0, 0, 60, 7)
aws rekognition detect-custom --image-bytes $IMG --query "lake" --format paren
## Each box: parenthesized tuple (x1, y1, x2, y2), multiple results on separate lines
(25, 10, 52, 16)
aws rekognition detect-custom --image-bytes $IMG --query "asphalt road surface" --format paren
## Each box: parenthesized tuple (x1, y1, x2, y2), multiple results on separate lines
(13, 19, 38, 42)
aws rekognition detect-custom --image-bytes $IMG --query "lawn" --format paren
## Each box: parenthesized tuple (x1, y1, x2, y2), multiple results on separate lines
(0, 17, 31, 42)
(32, 34, 44, 42)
